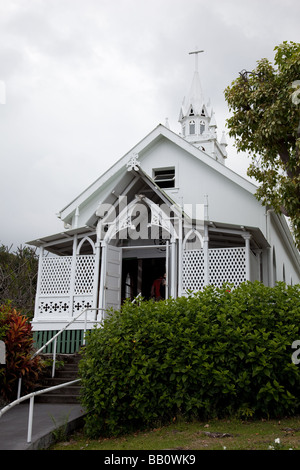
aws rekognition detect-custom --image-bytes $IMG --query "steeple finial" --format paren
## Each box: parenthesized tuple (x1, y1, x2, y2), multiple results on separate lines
(189, 48, 204, 72)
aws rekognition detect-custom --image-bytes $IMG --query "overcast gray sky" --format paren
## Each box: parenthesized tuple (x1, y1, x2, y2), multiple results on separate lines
(0, 0, 299, 249)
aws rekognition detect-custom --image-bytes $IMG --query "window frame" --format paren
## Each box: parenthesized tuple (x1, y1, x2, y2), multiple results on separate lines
(153, 167, 176, 189)
(200, 120, 205, 135)
(189, 120, 195, 135)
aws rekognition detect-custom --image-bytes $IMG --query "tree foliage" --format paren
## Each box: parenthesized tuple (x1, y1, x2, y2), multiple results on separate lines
(224, 41, 300, 248)
(0, 303, 44, 401)
(0, 244, 38, 318)
(79, 282, 300, 438)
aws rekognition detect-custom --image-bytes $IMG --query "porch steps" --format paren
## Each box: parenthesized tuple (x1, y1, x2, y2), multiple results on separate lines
(35, 353, 82, 404)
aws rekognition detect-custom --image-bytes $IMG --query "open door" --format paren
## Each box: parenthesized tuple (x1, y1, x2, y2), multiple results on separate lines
(104, 245, 122, 311)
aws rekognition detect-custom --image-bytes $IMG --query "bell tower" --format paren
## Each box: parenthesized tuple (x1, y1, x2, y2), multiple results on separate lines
(179, 50, 227, 164)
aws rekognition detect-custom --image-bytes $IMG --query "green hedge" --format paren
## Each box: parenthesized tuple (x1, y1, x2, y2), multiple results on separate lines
(79, 282, 300, 437)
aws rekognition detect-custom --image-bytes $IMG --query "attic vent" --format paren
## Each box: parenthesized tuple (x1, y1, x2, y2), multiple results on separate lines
(201, 108, 205, 116)
(154, 168, 175, 189)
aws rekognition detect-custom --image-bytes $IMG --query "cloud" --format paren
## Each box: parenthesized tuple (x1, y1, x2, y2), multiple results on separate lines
(0, 0, 299, 248)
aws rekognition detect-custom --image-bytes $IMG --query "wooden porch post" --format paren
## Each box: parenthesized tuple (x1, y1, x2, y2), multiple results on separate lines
(93, 240, 101, 315)
(170, 238, 177, 298)
(70, 234, 78, 317)
(165, 241, 169, 299)
(203, 195, 209, 286)
(98, 240, 107, 313)
(92, 219, 102, 315)
(243, 234, 252, 281)
(178, 211, 183, 297)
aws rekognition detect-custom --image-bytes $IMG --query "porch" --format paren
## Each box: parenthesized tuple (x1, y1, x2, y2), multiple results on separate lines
(181, 226, 262, 292)
(32, 228, 100, 331)
(29, 218, 266, 355)
(32, 231, 261, 327)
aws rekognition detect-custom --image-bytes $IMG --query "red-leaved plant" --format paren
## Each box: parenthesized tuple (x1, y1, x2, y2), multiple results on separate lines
(0, 304, 44, 401)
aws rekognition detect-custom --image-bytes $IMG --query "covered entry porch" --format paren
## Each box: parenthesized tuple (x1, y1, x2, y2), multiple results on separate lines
(30, 183, 181, 332)
(30, 221, 266, 330)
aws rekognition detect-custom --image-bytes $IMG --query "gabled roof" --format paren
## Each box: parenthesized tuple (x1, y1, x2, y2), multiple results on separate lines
(57, 123, 257, 224)
(85, 163, 187, 228)
(27, 167, 190, 254)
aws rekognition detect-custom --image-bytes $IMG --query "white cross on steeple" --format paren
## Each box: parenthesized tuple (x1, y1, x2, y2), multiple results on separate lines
(189, 49, 204, 72)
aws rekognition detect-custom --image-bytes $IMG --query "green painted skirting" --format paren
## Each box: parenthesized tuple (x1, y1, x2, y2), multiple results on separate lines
(33, 330, 84, 354)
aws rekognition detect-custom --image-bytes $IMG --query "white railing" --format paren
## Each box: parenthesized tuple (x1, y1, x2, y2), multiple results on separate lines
(182, 247, 247, 292)
(0, 306, 104, 446)
(17, 307, 104, 400)
(1, 294, 143, 446)
(131, 292, 142, 304)
(32, 307, 104, 376)
(35, 253, 97, 320)
(0, 379, 81, 444)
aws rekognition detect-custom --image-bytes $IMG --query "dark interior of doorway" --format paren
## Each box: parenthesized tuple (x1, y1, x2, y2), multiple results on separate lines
(121, 257, 166, 302)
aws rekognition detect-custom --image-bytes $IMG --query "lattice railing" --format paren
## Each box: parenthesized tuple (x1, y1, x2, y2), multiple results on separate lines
(36, 254, 97, 319)
(209, 247, 246, 287)
(40, 256, 72, 295)
(75, 255, 96, 295)
(182, 247, 246, 292)
(182, 250, 205, 291)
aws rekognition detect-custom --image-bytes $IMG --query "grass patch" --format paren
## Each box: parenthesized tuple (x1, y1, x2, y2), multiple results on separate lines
(50, 415, 300, 451)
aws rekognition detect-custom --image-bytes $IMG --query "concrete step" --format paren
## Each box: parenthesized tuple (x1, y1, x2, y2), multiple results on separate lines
(42, 352, 82, 365)
(42, 377, 79, 386)
(55, 370, 79, 379)
(37, 385, 81, 395)
(35, 353, 82, 404)
(35, 394, 81, 404)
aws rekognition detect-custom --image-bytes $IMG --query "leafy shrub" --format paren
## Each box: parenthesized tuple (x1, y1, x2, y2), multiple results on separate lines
(0, 244, 38, 319)
(0, 303, 44, 400)
(79, 282, 300, 437)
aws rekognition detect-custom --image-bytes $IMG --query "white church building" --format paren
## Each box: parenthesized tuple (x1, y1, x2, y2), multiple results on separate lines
(28, 52, 300, 351)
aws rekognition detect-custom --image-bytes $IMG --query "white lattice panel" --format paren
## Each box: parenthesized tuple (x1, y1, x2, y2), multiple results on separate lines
(40, 257, 72, 295)
(74, 255, 96, 295)
(182, 247, 247, 292)
(209, 248, 246, 287)
(37, 254, 97, 319)
(182, 249, 205, 291)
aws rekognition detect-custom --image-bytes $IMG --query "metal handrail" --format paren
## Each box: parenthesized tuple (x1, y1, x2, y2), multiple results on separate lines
(1, 307, 95, 442)
(131, 292, 142, 304)
(0, 378, 81, 444)
(1, 294, 144, 445)
(32, 306, 105, 359)
(33, 295, 141, 362)
(17, 307, 104, 400)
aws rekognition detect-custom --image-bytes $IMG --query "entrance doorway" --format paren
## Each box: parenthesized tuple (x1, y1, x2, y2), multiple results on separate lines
(121, 257, 166, 302)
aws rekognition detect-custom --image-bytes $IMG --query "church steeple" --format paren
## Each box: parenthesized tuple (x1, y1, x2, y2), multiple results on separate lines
(180, 49, 205, 118)
(179, 50, 227, 164)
